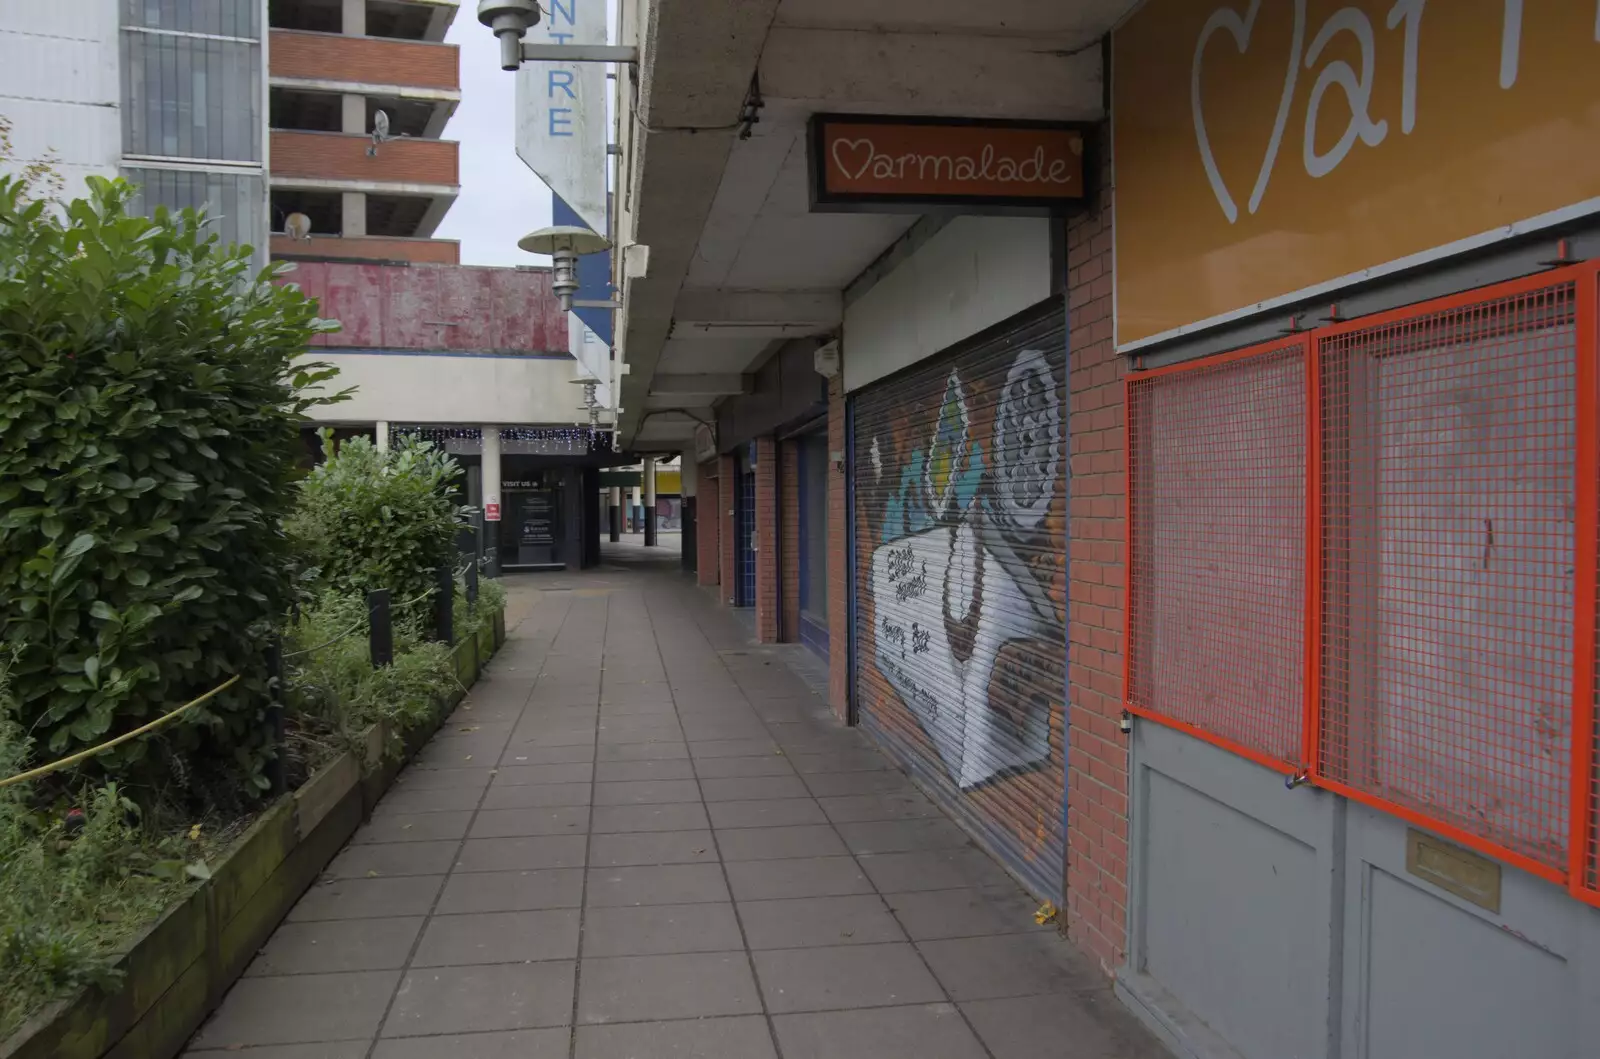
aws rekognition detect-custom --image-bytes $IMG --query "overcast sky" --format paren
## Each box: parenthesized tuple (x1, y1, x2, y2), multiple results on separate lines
(432, 16, 554, 267)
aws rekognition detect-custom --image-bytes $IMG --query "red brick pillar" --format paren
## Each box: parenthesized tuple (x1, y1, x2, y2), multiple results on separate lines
(718, 453, 736, 605)
(754, 436, 778, 642)
(780, 441, 800, 642)
(1065, 136, 1131, 976)
(696, 460, 720, 587)
(826, 375, 849, 719)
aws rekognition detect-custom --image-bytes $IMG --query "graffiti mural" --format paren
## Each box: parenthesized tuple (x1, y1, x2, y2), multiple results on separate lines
(856, 337, 1066, 805)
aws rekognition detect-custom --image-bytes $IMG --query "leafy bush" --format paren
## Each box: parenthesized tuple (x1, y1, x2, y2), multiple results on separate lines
(284, 591, 458, 743)
(0, 176, 341, 799)
(287, 435, 463, 635)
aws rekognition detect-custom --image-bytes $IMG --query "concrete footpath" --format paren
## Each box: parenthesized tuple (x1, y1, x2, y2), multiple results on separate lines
(182, 555, 1167, 1058)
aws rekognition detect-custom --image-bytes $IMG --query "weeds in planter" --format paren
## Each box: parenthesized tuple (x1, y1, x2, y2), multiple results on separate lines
(0, 667, 222, 1039)
(284, 591, 458, 753)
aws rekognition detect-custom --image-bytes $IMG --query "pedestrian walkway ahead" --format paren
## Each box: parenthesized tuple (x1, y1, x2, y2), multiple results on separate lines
(184, 563, 1168, 1058)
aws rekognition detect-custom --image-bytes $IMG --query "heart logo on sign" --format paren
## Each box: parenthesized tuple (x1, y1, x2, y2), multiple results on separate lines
(1190, 0, 1306, 224)
(830, 137, 876, 181)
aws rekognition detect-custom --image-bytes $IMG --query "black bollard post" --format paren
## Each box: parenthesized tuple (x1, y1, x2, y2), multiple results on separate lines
(265, 638, 286, 796)
(368, 589, 393, 667)
(433, 565, 454, 645)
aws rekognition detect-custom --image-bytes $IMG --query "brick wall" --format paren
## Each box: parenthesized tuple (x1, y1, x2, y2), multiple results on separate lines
(826, 375, 849, 719)
(781, 441, 800, 642)
(270, 130, 459, 186)
(755, 437, 779, 643)
(697, 461, 720, 587)
(1065, 138, 1129, 975)
(269, 30, 460, 91)
(719, 454, 736, 605)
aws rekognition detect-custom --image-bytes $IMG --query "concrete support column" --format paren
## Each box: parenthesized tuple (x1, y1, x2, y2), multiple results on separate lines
(608, 487, 621, 542)
(481, 426, 502, 578)
(375, 420, 389, 452)
(341, 94, 366, 133)
(342, 0, 366, 35)
(341, 191, 367, 238)
(631, 486, 641, 533)
(642, 456, 657, 547)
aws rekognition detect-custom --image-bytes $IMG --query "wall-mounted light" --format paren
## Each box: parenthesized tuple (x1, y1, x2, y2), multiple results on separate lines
(518, 226, 612, 313)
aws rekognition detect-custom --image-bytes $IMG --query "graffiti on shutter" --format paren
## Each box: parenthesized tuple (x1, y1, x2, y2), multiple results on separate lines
(853, 306, 1067, 899)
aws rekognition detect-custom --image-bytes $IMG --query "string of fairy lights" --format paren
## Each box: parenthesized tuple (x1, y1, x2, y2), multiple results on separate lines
(389, 426, 612, 454)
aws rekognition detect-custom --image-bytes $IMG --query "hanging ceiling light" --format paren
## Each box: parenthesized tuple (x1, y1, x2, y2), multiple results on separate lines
(518, 226, 612, 313)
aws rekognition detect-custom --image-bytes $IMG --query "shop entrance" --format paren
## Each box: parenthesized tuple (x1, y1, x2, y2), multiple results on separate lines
(498, 473, 564, 571)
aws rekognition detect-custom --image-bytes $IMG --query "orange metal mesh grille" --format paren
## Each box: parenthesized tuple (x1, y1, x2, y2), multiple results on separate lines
(1316, 282, 1577, 871)
(1126, 341, 1308, 767)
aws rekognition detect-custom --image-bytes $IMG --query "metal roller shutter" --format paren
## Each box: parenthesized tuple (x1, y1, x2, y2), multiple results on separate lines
(852, 304, 1068, 900)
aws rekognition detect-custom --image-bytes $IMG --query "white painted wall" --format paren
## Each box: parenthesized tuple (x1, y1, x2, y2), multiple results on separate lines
(0, 0, 121, 192)
(304, 352, 619, 425)
(842, 216, 1054, 393)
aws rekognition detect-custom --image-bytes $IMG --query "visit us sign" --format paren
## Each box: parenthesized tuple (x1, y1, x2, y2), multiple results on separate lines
(807, 114, 1089, 215)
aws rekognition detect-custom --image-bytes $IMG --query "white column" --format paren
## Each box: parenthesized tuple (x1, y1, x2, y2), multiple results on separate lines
(642, 456, 657, 546)
(342, 0, 366, 35)
(375, 421, 389, 452)
(679, 452, 697, 498)
(482, 427, 502, 521)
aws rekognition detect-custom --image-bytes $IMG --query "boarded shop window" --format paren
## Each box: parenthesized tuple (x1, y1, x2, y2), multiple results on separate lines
(1126, 266, 1600, 901)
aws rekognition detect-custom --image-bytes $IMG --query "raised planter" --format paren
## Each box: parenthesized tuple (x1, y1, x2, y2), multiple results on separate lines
(0, 609, 506, 1059)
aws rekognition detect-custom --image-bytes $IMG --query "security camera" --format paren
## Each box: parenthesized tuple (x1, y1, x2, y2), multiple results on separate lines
(478, 0, 542, 71)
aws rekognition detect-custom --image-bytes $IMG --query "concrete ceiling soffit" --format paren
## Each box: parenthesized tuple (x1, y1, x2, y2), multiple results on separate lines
(669, 288, 842, 342)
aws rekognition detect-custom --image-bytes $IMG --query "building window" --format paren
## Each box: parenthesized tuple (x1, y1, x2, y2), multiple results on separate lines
(124, 167, 266, 252)
(121, 31, 262, 162)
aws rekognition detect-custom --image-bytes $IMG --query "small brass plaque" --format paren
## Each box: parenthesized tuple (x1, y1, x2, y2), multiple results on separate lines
(1406, 829, 1502, 913)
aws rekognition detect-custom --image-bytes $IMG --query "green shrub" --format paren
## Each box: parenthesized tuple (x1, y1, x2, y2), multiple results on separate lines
(287, 435, 463, 635)
(284, 591, 457, 743)
(0, 176, 341, 799)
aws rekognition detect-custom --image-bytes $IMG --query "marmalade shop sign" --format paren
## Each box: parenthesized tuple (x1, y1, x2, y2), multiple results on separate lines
(807, 114, 1088, 214)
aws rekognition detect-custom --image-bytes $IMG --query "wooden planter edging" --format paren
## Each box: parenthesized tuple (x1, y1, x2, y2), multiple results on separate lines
(0, 608, 507, 1059)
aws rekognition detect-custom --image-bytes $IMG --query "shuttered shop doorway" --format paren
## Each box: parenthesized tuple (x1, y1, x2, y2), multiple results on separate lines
(852, 304, 1068, 899)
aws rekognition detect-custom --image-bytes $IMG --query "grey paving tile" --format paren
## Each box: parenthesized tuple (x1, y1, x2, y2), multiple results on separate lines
(789, 750, 892, 774)
(581, 901, 744, 957)
(591, 802, 709, 833)
(382, 961, 576, 1036)
(454, 834, 588, 873)
(753, 943, 945, 1013)
(835, 818, 972, 855)
(498, 743, 596, 765)
(513, 729, 598, 749)
(593, 758, 697, 782)
(412, 743, 499, 770)
(596, 722, 684, 745)
(591, 779, 703, 805)
(575, 1016, 777, 1059)
(693, 754, 798, 779)
(469, 805, 590, 838)
(287, 875, 445, 922)
(708, 798, 827, 829)
(739, 895, 905, 950)
(884, 888, 1049, 941)
(372, 1028, 570, 1059)
(412, 909, 581, 966)
(961, 993, 1172, 1059)
(577, 952, 761, 1024)
(325, 840, 460, 880)
(190, 970, 399, 1048)
(353, 810, 473, 844)
(857, 849, 1014, 894)
(596, 741, 691, 762)
(491, 761, 594, 785)
(772, 1004, 988, 1059)
(918, 934, 1103, 1001)
(715, 825, 849, 862)
(698, 775, 811, 802)
(245, 916, 424, 975)
(436, 868, 585, 913)
(586, 862, 730, 907)
(678, 718, 773, 741)
(388, 766, 495, 790)
(588, 829, 718, 867)
(819, 791, 943, 823)
(802, 769, 917, 798)
(372, 785, 487, 813)
(481, 781, 593, 810)
(187, 1044, 370, 1059)
(724, 857, 873, 901)
(690, 738, 781, 758)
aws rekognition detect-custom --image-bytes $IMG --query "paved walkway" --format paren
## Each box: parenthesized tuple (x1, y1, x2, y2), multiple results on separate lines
(184, 561, 1167, 1058)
